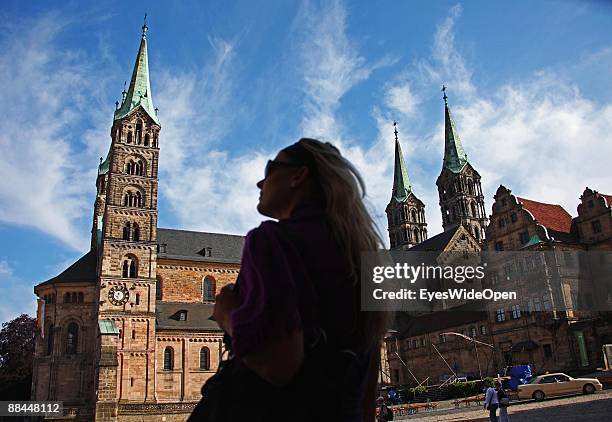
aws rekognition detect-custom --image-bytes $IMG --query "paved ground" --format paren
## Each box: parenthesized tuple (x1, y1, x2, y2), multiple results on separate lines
(394, 389, 612, 421)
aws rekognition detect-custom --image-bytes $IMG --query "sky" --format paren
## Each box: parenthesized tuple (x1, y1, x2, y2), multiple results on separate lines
(0, 0, 611, 324)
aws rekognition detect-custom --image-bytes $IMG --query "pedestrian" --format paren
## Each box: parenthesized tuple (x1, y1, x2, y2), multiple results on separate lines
(377, 396, 393, 422)
(496, 380, 510, 422)
(484, 382, 499, 422)
(189, 138, 391, 421)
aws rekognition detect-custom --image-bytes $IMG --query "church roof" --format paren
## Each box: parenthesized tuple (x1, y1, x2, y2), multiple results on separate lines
(392, 302, 487, 339)
(443, 95, 468, 173)
(113, 24, 159, 124)
(517, 197, 573, 234)
(156, 302, 221, 331)
(37, 250, 98, 287)
(391, 125, 413, 203)
(409, 226, 459, 252)
(157, 228, 245, 264)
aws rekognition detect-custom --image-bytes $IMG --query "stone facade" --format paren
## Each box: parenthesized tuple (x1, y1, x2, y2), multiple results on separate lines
(32, 26, 241, 421)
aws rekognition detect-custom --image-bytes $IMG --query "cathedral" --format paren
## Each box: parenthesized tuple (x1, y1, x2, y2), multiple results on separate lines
(32, 24, 242, 421)
(31, 22, 612, 420)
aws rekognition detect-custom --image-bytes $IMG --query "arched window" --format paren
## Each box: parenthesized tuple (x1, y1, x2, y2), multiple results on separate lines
(153, 135, 157, 148)
(144, 134, 150, 146)
(135, 293, 140, 305)
(78, 292, 84, 303)
(131, 330, 136, 339)
(474, 227, 480, 240)
(46, 324, 54, 355)
(71, 292, 77, 303)
(135, 191, 142, 207)
(470, 202, 477, 218)
(127, 132, 132, 144)
(163, 347, 174, 370)
(137, 160, 144, 176)
(411, 209, 417, 222)
(200, 347, 210, 370)
(133, 223, 140, 241)
(122, 255, 137, 278)
(136, 122, 143, 145)
(123, 222, 131, 240)
(126, 160, 134, 175)
(66, 323, 79, 355)
(64, 293, 71, 303)
(202, 277, 215, 302)
(156, 277, 163, 300)
(468, 180, 474, 195)
(413, 228, 420, 243)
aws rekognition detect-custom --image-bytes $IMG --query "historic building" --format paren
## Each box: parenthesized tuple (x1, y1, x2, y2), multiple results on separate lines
(32, 24, 242, 421)
(386, 122, 427, 250)
(481, 185, 612, 375)
(436, 89, 488, 241)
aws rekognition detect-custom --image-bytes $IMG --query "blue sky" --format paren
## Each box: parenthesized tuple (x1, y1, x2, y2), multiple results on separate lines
(1, 0, 611, 324)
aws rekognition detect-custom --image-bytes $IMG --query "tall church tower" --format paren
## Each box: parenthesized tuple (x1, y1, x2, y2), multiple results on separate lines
(386, 122, 427, 249)
(94, 21, 161, 419)
(436, 88, 487, 241)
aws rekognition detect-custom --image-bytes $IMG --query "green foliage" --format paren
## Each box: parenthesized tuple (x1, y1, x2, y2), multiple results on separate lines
(0, 314, 37, 400)
(409, 385, 428, 395)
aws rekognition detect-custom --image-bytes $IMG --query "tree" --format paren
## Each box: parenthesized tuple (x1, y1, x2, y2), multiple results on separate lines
(0, 314, 36, 400)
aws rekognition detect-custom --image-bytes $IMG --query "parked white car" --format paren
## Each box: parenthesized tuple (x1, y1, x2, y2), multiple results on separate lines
(517, 373, 602, 401)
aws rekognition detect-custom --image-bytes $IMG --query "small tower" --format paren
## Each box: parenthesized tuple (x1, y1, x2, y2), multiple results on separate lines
(436, 87, 488, 241)
(386, 122, 427, 249)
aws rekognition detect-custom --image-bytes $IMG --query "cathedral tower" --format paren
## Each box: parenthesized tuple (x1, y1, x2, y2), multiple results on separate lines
(436, 88, 488, 241)
(386, 122, 427, 249)
(94, 21, 161, 419)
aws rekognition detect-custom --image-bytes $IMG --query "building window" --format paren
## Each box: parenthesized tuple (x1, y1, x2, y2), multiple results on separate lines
(480, 325, 486, 335)
(439, 333, 446, 343)
(519, 231, 530, 245)
(46, 325, 54, 355)
(78, 292, 83, 303)
(511, 304, 521, 319)
(412, 339, 418, 349)
(592, 220, 602, 234)
(200, 347, 210, 370)
(542, 296, 552, 311)
(510, 213, 517, 223)
(66, 323, 79, 355)
(470, 327, 477, 338)
(533, 297, 542, 312)
(178, 311, 187, 321)
(135, 293, 140, 305)
(156, 277, 162, 300)
(420, 338, 425, 347)
(122, 255, 137, 278)
(123, 222, 130, 240)
(131, 329, 136, 339)
(163, 347, 174, 370)
(71, 292, 78, 303)
(64, 293, 71, 303)
(543, 344, 552, 358)
(496, 308, 505, 322)
(202, 277, 215, 302)
(130, 377, 134, 387)
(133, 223, 140, 241)
(494, 241, 504, 252)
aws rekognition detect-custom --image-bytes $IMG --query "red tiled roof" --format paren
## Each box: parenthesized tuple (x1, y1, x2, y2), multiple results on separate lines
(517, 197, 573, 234)
(601, 194, 612, 207)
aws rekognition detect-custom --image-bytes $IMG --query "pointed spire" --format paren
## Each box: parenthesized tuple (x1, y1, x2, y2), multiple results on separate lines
(114, 19, 159, 124)
(442, 87, 467, 173)
(391, 121, 413, 203)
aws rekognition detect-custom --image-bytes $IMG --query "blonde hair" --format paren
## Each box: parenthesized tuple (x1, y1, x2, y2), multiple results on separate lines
(298, 138, 393, 351)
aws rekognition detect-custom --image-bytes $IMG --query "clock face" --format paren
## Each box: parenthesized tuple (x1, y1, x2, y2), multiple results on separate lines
(108, 286, 129, 306)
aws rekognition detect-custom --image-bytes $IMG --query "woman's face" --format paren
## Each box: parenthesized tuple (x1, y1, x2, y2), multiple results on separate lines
(256, 151, 300, 219)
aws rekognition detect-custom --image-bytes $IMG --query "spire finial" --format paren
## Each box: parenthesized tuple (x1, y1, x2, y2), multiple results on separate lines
(442, 85, 448, 104)
(121, 80, 127, 100)
(393, 120, 399, 142)
(142, 13, 148, 38)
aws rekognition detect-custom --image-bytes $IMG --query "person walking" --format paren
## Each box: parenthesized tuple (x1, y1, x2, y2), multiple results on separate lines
(496, 380, 510, 422)
(189, 138, 391, 421)
(484, 383, 499, 422)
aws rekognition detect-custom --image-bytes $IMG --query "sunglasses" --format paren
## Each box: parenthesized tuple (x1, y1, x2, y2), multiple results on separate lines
(264, 159, 302, 178)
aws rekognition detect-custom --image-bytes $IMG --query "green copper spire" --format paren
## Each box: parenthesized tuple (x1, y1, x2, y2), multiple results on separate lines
(114, 19, 159, 124)
(442, 86, 467, 173)
(391, 121, 413, 202)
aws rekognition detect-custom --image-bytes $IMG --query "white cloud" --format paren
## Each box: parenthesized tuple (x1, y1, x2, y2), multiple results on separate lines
(0, 260, 13, 277)
(0, 15, 114, 251)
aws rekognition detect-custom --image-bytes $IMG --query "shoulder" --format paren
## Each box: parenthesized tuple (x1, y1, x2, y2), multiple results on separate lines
(245, 221, 283, 247)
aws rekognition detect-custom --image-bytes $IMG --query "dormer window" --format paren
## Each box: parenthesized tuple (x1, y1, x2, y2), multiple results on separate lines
(197, 247, 212, 257)
(178, 310, 187, 321)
